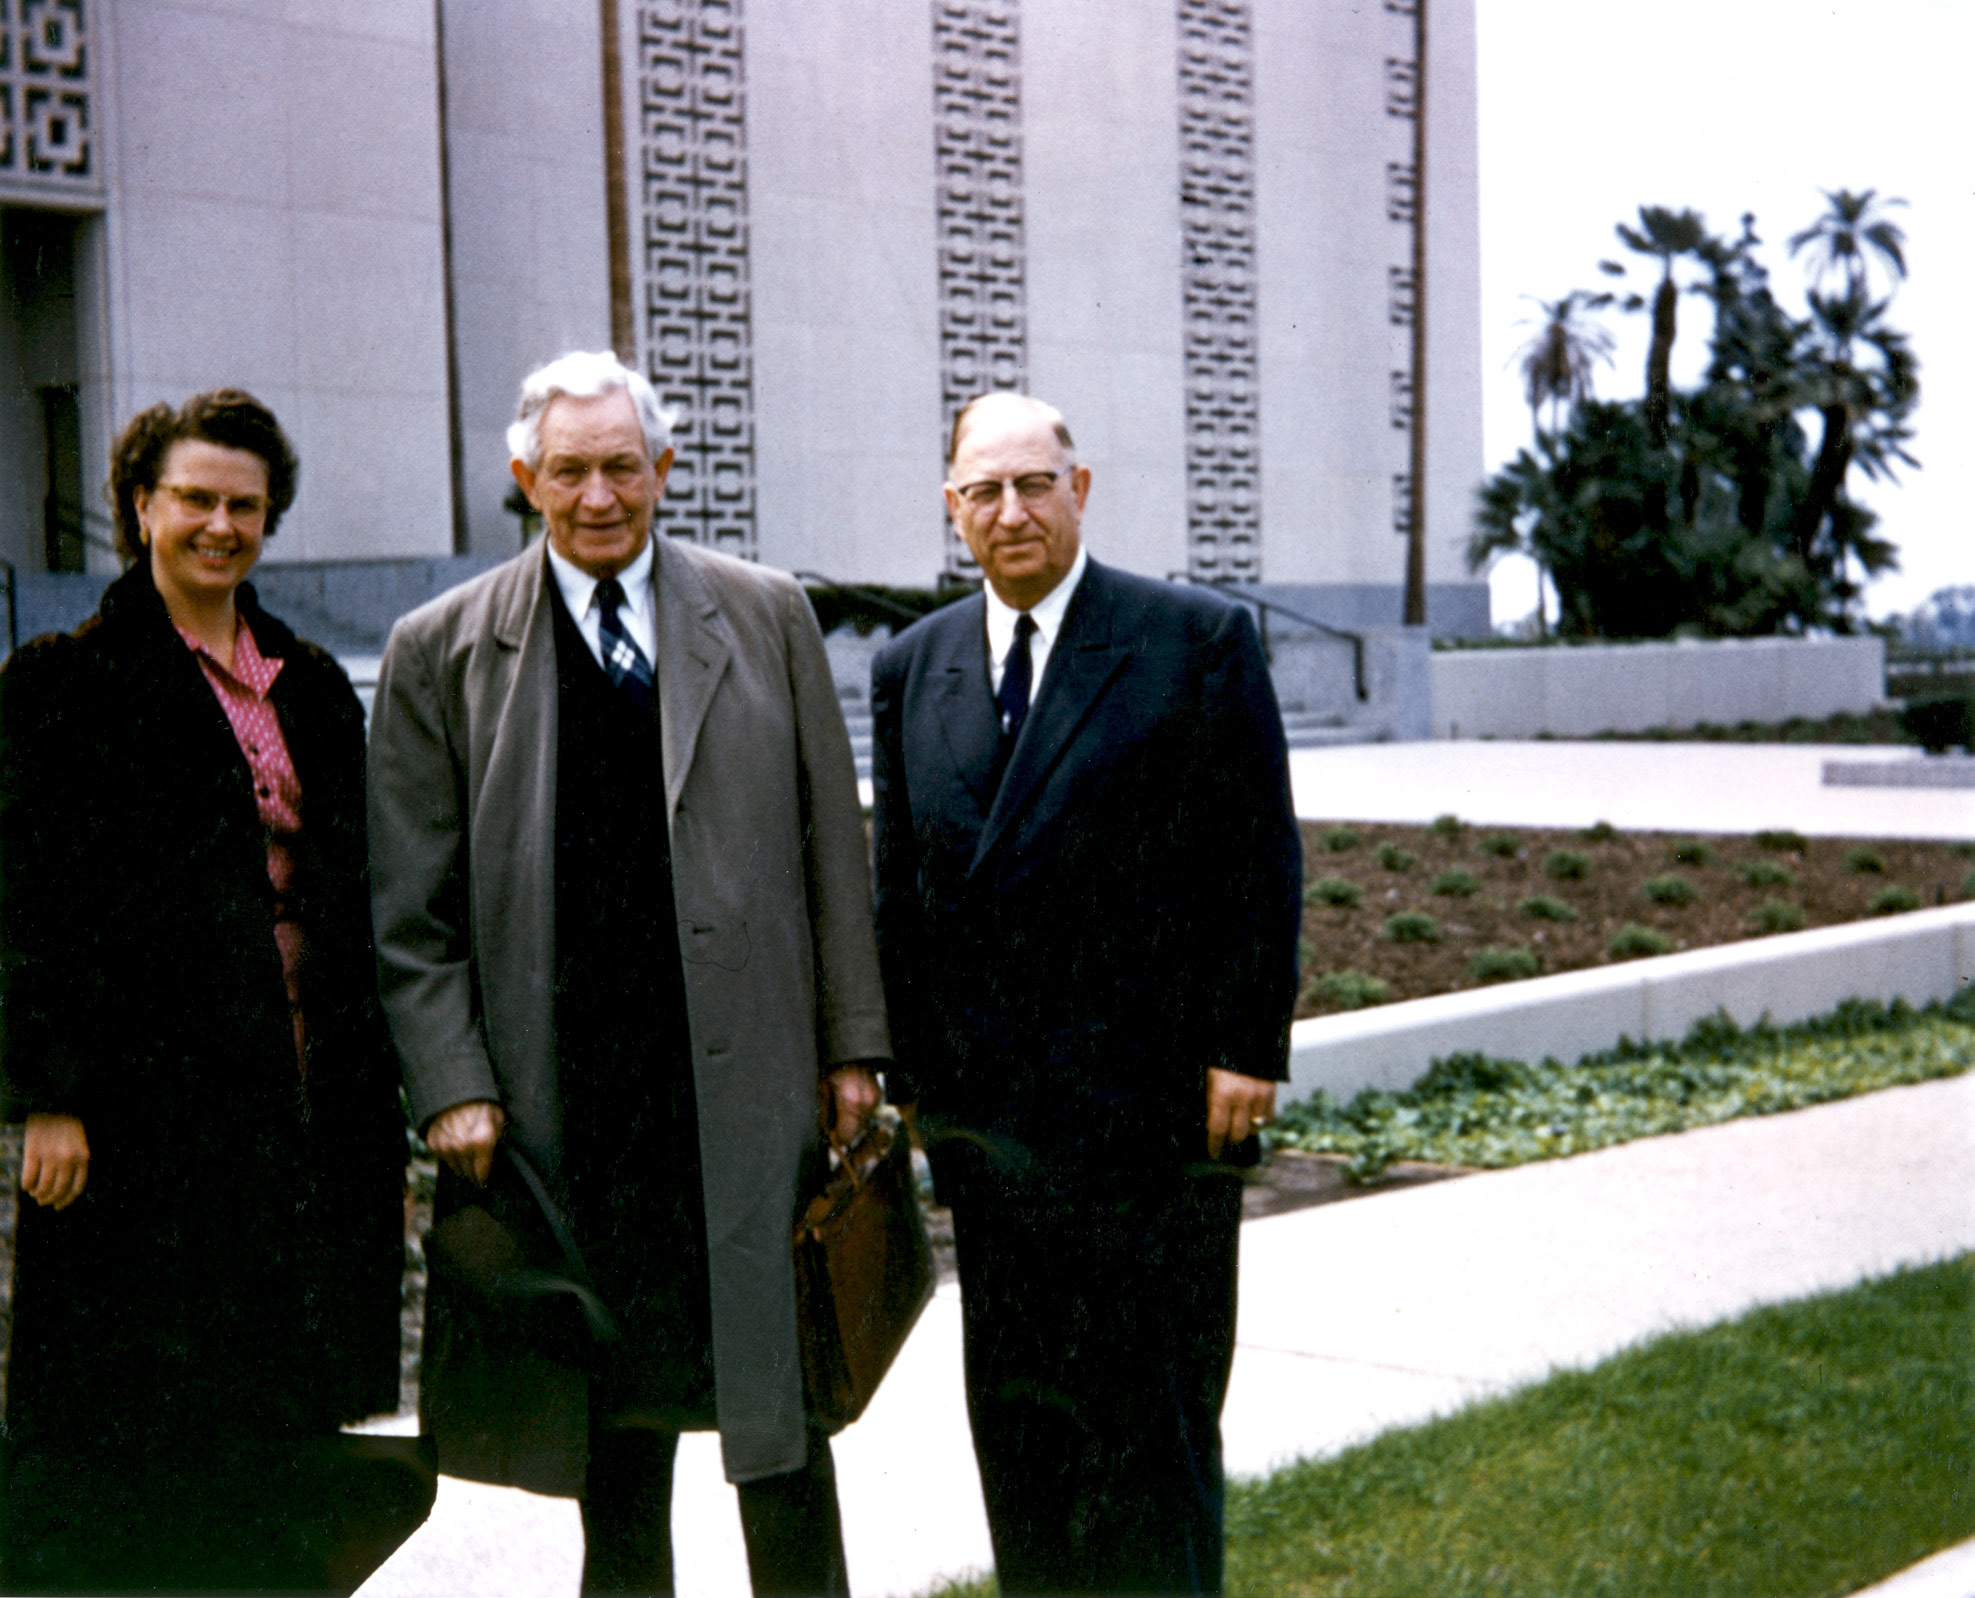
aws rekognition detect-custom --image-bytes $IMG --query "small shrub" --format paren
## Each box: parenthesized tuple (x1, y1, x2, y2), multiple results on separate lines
(1377, 843, 1416, 873)
(1963, 867, 1975, 901)
(1469, 946, 1540, 984)
(1431, 868, 1480, 897)
(1736, 858, 1795, 889)
(1756, 828, 1808, 853)
(1899, 693, 1974, 753)
(1666, 838, 1716, 867)
(1953, 841, 1975, 860)
(1868, 884, 1921, 916)
(1844, 846, 1887, 875)
(1307, 876, 1363, 909)
(1518, 894, 1578, 923)
(1477, 832, 1522, 859)
(1320, 825, 1362, 853)
(1384, 910, 1442, 944)
(1308, 969, 1391, 1010)
(1579, 820, 1620, 842)
(1750, 899, 1805, 934)
(1544, 849, 1590, 881)
(1642, 873, 1697, 907)
(1429, 813, 1466, 841)
(1608, 924, 1675, 960)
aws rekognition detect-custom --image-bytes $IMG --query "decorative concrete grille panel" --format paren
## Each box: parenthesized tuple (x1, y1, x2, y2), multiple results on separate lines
(1177, 0, 1259, 580)
(631, 0, 756, 557)
(933, 0, 1026, 577)
(0, 0, 95, 194)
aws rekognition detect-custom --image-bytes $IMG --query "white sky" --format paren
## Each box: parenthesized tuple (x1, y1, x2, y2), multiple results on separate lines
(1474, 0, 1972, 629)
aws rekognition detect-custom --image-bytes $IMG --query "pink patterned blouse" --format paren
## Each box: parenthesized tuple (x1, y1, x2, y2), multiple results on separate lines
(176, 619, 308, 1073)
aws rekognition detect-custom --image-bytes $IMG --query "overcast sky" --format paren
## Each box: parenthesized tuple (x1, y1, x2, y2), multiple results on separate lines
(1473, 0, 1970, 628)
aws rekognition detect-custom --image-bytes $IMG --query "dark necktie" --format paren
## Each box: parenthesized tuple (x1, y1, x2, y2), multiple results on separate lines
(595, 576, 655, 712)
(997, 612, 1037, 743)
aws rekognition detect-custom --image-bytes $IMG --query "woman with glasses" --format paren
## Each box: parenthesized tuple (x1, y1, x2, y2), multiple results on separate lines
(0, 390, 430, 1593)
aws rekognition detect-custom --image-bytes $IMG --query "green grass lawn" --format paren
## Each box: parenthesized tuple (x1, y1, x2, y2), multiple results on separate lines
(1273, 990, 1975, 1178)
(1226, 1257, 1975, 1598)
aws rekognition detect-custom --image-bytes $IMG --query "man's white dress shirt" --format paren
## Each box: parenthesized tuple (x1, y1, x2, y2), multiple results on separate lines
(984, 544, 1088, 717)
(546, 535, 659, 672)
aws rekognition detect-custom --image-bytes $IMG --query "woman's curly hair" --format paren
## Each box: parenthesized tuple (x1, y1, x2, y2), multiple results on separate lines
(108, 389, 299, 561)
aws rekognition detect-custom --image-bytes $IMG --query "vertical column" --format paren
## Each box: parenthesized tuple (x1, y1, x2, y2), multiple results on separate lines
(932, 1, 1027, 577)
(1383, 0, 1427, 621)
(1177, 0, 1260, 582)
(628, 0, 757, 557)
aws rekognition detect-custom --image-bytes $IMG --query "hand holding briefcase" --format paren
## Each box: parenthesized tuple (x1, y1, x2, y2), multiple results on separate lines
(794, 1117, 935, 1431)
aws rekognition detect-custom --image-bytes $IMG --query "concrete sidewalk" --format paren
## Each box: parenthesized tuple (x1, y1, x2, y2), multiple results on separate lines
(1287, 739, 1975, 840)
(356, 1072, 1975, 1597)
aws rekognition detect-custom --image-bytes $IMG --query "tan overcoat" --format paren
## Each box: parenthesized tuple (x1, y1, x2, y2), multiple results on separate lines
(368, 537, 890, 1484)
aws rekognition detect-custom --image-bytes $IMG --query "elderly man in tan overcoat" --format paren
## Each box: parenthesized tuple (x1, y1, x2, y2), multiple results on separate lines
(369, 350, 889, 1596)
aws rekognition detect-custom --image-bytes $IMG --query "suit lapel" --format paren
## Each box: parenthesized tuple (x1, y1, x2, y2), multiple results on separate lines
(968, 562, 1126, 877)
(652, 536, 734, 823)
(929, 596, 1003, 809)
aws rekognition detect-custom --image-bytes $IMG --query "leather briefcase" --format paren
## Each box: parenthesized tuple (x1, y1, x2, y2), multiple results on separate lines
(794, 1118, 935, 1431)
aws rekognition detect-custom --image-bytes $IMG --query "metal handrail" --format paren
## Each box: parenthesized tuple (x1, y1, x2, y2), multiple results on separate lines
(1168, 575, 1367, 701)
(792, 571, 930, 629)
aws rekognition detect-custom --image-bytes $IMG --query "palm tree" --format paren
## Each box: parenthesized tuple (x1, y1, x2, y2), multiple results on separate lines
(1789, 188, 1906, 307)
(1515, 291, 1615, 441)
(1787, 191, 1915, 631)
(1611, 207, 1715, 448)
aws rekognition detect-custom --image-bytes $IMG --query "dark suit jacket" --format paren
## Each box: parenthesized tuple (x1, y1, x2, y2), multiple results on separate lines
(870, 558, 1302, 1198)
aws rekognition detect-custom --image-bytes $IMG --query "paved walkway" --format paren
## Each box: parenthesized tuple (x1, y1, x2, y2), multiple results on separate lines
(357, 1073, 1975, 1597)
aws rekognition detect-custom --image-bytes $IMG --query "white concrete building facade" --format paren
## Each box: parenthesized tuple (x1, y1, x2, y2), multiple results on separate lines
(0, 0, 1486, 632)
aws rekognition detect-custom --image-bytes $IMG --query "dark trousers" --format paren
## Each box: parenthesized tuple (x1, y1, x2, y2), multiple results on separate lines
(950, 1171, 1244, 1597)
(579, 1425, 849, 1597)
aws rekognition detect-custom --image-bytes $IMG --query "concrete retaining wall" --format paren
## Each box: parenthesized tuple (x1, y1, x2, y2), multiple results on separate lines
(1287, 902, 1975, 1105)
(1431, 636, 1886, 740)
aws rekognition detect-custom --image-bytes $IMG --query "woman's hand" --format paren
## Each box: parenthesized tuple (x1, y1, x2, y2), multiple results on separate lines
(21, 1113, 89, 1210)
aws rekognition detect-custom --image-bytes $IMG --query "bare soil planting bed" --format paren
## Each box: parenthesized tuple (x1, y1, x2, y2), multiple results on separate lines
(1295, 820, 1975, 1021)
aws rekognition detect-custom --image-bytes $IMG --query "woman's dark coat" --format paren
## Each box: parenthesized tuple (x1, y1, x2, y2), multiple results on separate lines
(0, 566, 406, 1450)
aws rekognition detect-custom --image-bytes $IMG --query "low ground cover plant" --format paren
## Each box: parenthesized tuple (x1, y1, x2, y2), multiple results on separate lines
(1757, 828, 1809, 852)
(1307, 876, 1362, 909)
(1430, 868, 1479, 897)
(1845, 845, 1887, 875)
(1869, 884, 1922, 915)
(1383, 911, 1441, 944)
(1667, 838, 1715, 866)
(1469, 946, 1540, 984)
(1271, 992, 1975, 1178)
(1478, 832, 1522, 859)
(1641, 873, 1697, 906)
(1608, 924, 1676, 959)
(1751, 899, 1806, 934)
(1544, 849, 1590, 880)
(1224, 1256, 1975, 1598)
(1305, 970, 1390, 1011)
(1320, 825, 1362, 853)
(1296, 821, 1970, 1019)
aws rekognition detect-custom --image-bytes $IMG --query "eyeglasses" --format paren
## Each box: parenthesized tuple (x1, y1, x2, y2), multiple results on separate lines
(950, 470, 1070, 514)
(156, 483, 270, 523)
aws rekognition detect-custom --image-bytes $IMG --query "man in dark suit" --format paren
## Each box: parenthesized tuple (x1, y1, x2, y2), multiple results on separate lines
(870, 392, 1303, 1595)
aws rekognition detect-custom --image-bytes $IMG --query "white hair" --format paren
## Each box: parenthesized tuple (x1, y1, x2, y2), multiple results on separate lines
(506, 350, 675, 469)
